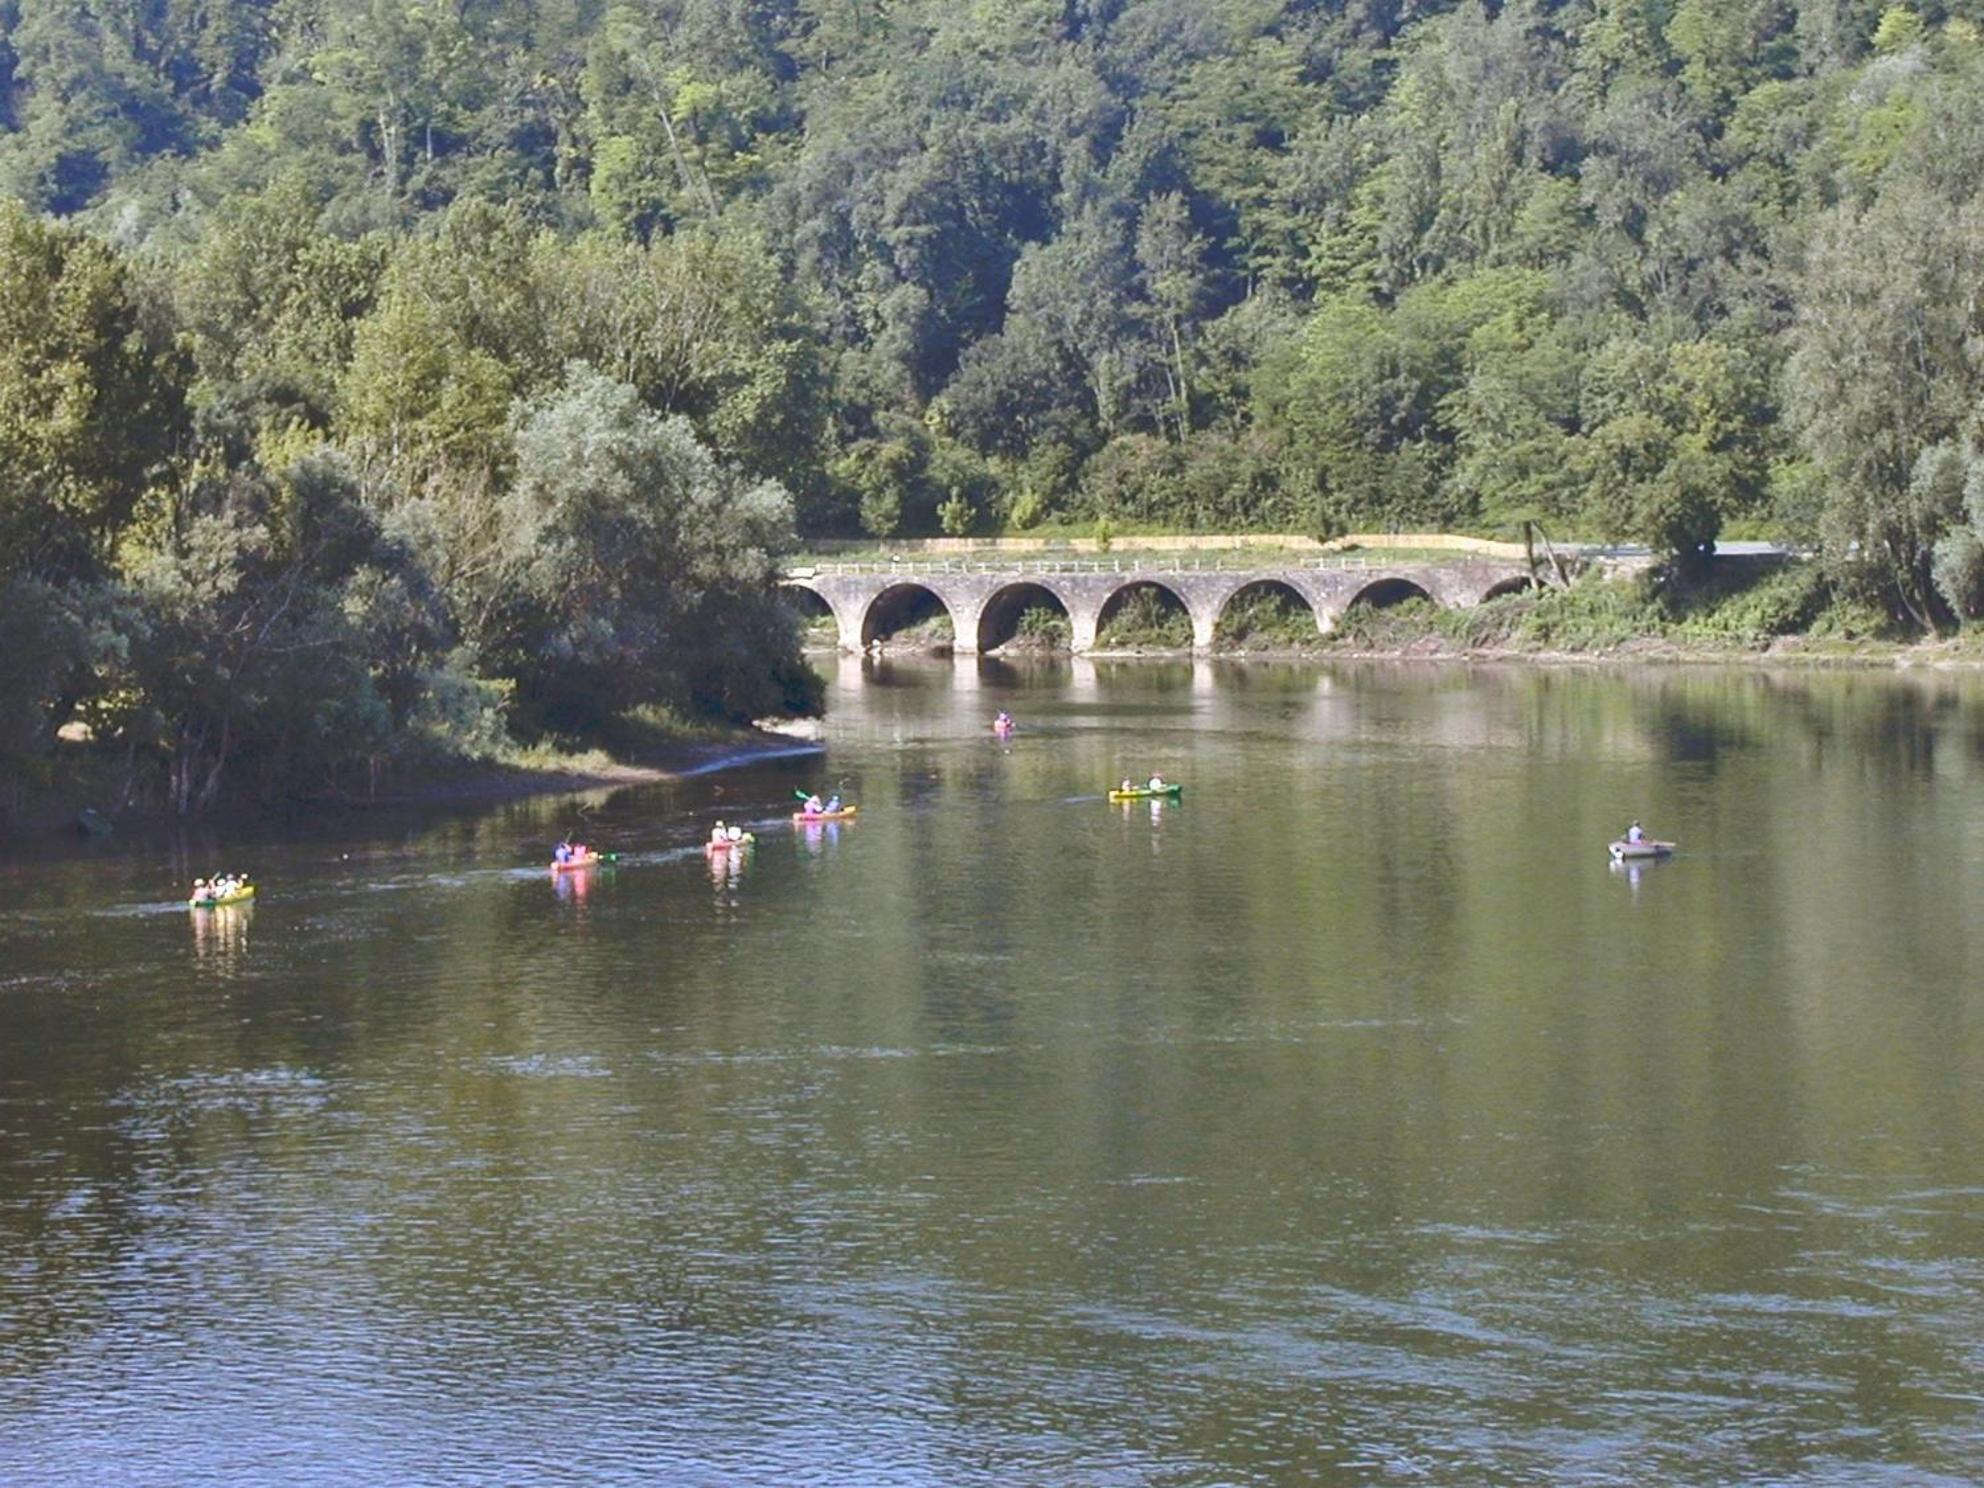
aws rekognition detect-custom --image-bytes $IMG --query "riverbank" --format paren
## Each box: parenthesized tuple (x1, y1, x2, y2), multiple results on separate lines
(823, 633, 1984, 668)
(348, 729, 826, 805)
(2, 726, 824, 840)
(1082, 562, 1984, 668)
(1204, 633, 1984, 669)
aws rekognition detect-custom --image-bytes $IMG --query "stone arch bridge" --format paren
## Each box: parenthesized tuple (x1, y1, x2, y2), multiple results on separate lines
(783, 555, 1540, 654)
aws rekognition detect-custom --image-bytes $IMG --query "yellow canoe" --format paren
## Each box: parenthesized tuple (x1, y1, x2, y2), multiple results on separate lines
(190, 885, 256, 909)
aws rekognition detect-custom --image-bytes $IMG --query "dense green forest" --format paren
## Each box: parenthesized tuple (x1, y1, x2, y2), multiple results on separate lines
(9, 0, 1984, 808)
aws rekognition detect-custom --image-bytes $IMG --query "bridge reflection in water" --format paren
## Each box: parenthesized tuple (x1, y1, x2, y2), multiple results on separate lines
(783, 555, 1539, 653)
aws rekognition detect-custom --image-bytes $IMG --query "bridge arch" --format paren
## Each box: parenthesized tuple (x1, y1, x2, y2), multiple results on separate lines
(784, 555, 1536, 653)
(1094, 580, 1200, 649)
(862, 582, 956, 651)
(779, 579, 855, 651)
(1481, 574, 1538, 603)
(1345, 575, 1436, 612)
(1213, 579, 1323, 647)
(782, 581, 839, 632)
(976, 580, 1074, 653)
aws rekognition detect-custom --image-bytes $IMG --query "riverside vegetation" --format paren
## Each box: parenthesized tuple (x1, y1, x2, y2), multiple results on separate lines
(13, 0, 1984, 809)
(1019, 559, 1907, 657)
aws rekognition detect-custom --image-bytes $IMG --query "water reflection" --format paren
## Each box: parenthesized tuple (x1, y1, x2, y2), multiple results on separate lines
(1607, 852, 1675, 898)
(188, 900, 253, 975)
(795, 820, 845, 858)
(3, 658, 1983, 1485)
(551, 861, 609, 905)
(705, 837, 752, 901)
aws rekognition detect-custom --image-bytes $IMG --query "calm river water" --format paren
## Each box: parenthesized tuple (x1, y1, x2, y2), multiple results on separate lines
(2, 657, 1982, 1486)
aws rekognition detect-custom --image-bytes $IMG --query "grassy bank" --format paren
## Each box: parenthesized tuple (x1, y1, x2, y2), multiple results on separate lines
(1093, 561, 1966, 665)
(1322, 563, 1910, 661)
(4, 713, 823, 839)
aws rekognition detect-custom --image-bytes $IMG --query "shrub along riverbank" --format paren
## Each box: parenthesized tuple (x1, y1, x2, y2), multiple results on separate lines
(1, 206, 822, 824)
(1319, 562, 1911, 661)
(4, 714, 822, 839)
(1087, 560, 1967, 663)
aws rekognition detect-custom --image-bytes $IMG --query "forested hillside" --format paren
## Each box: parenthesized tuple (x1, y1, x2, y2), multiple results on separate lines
(10, 0, 1984, 806)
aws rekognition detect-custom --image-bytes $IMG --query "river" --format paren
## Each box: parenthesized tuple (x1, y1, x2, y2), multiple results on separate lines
(2, 656, 1981, 1485)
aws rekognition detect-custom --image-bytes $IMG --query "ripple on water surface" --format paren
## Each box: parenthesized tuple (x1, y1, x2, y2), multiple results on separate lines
(4, 662, 1984, 1484)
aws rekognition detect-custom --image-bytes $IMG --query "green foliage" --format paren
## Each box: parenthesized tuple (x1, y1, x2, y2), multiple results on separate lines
(17, 0, 1984, 810)
(1215, 586, 1321, 649)
(1667, 563, 1835, 643)
(938, 491, 976, 536)
(1096, 585, 1192, 648)
(1874, 6, 1927, 54)
(492, 367, 814, 733)
(1929, 454, 1984, 621)
(1012, 604, 1071, 647)
(0, 200, 185, 585)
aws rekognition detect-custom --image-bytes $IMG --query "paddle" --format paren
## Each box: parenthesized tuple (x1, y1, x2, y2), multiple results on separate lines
(793, 787, 851, 816)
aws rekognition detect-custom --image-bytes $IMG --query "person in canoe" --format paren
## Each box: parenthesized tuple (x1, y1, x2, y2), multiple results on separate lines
(824, 795, 841, 814)
(197, 873, 246, 902)
(710, 822, 731, 846)
(554, 839, 584, 864)
(728, 825, 746, 842)
(994, 711, 1013, 730)
(1625, 820, 1644, 845)
(802, 793, 825, 814)
(1146, 773, 1167, 791)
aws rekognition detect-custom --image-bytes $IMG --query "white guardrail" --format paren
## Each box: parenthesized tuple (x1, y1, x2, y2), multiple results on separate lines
(785, 553, 1489, 578)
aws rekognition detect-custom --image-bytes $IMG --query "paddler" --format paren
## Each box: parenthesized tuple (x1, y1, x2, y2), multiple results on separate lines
(710, 822, 730, 846)
(802, 794, 824, 814)
(1146, 773, 1166, 791)
(1625, 820, 1644, 844)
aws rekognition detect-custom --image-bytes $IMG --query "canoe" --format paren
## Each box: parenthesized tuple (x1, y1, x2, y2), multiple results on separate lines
(189, 885, 256, 909)
(705, 834, 756, 852)
(550, 852, 615, 873)
(1608, 839, 1675, 860)
(794, 807, 858, 822)
(1109, 785, 1184, 801)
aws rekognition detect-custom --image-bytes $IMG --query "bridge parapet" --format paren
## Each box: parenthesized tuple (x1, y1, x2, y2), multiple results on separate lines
(783, 557, 1536, 655)
(789, 552, 1452, 579)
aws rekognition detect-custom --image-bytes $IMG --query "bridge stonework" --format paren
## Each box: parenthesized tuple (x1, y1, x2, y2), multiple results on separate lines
(784, 559, 1533, 655)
